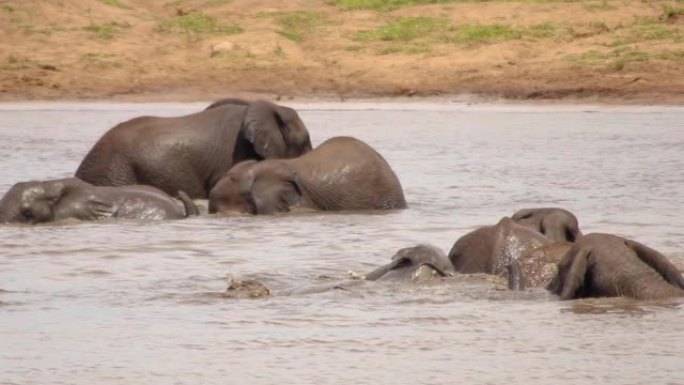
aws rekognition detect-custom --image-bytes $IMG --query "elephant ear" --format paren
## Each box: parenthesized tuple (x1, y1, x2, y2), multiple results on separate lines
(41, 180, 69, 203)
(547, 247, 590, 300)
(511, 208, 535, 220)
(250, 166, 303, 214)
(626, 239, 684, 290)
(364, 257, 411, 281)
(242, 101, 312, 159)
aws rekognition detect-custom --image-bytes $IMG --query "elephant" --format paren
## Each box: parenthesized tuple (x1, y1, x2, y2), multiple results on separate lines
(208, 136, 407, 214)
(364, 244, 455, 282)
(511, 207, 582, 243)
(547, 233, 684, 300)
(0, 178, 198, 224)
(448, 216, 575, 291)
(75, 100, 312, 199)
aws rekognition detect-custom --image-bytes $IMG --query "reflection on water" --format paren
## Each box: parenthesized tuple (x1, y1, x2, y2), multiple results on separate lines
(0, 103, 683, 384)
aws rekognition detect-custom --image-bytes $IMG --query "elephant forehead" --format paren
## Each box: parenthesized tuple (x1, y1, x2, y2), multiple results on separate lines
(19, 185, 44, 202)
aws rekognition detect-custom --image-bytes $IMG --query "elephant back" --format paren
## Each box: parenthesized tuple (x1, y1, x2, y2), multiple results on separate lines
(292, 136, 406, 211)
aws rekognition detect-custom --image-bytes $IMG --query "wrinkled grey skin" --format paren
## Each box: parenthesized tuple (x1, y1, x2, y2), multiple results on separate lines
(511, 207, 582, 243)
(548, 233, 684, 300)
(364, 244, 455, 282)
(509, 242, 573, 290)
(75, 100, 312, 199)
(449, 217, 553, 276)
(208, 136, 407, 215)
(0, 178, 198, 224)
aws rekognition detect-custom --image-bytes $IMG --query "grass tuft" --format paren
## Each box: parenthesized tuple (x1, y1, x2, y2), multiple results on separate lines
(83, 21, 130, 40)
(274, 11, 328, 43)
(157, 11, 243, 35)
(98, 0, 131, 9)
(447, 24, 523, 43)
(355, 17, 448, 41)
(332, 0, 581, 12)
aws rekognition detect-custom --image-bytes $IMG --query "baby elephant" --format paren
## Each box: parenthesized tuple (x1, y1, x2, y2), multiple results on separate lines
(208, 136, 407, 214)
(364, 244, 455, 282)
(548, 233, 684, 300)
(0, 178, 198, 224)
(511, 207, 582, 243)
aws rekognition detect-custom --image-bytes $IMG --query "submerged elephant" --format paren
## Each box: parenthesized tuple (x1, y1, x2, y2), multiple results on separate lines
(448, 217, 554, 276)
(511, 207, 582, 243)
(208, 136, 407, 214)
(0, 178, 198, 224)
(75, 100, 312, 199)
(364, 244, 455, 282)
(548, 233, 684, 300)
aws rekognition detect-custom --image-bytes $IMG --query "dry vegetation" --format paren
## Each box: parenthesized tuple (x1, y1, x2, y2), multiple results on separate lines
(1, 0, 683, 102)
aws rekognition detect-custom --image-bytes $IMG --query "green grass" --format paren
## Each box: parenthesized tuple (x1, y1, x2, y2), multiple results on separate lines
(2, 55, 34, 70)
(98, 0, 131, 9)
(204, 0, 233, 5)
(446, 23, 523, 43)
(654, 50, 684, 61)
(80, 52, 122, 69)
(355, 17, 448, 41)
(565, 46, 677, 71)
(83, 21, 130, 40)
(274, 11, 328, 43)
(273, 44, 286, 57)
(354, 17, 566, 45)
(332, 0, 578, 12)
(582, 0, 615, 11)
(157, 11, 243, 35)
(611, 17, 684, 45)
(662, 5, 684, 20)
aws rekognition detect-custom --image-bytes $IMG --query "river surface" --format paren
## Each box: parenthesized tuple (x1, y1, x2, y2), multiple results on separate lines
(0, 102, 683, 385)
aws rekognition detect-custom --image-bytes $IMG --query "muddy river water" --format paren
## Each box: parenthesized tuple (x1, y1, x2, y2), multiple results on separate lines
(0, 102, 683, 384)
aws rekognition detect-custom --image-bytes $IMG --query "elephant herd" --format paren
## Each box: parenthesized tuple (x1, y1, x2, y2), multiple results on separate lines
(1, 99, 682, 302)
(369, 209, 684, 301)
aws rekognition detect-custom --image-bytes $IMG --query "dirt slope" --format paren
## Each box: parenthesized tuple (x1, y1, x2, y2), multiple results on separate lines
(1, 0, 683, 103)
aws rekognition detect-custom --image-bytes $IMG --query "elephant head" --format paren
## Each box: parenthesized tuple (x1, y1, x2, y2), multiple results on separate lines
(241, 101, 312, 160)
(208, 160, 303, 215)
(0, 178, 84, 224)
(364, 244, 455, 282)
(511, 207, 582, 243)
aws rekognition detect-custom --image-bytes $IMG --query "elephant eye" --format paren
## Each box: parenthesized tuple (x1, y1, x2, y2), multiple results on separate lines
(244, 195, 258, 215)
(21, 209, 34, 220)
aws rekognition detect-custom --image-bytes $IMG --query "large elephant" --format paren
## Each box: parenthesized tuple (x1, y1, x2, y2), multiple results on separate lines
(548, 233, 684, 300)
(0, 178, 198, 224)
(75, 100, 312, 198)
(364, 244, 455, 282)
(511, 207, 582, 243)
(208, 136, 407, 214)
(448, 217, 554, 276)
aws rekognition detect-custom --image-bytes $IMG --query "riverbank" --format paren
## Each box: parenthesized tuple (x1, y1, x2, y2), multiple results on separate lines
(1, 0, 683, 104)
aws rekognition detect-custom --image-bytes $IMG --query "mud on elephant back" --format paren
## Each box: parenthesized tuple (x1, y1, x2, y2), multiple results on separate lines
(75, 99, 312, 199)
(208, 136, 407, 215)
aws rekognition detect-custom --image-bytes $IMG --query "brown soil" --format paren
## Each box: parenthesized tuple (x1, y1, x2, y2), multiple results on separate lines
(1, 0, 683, 103)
